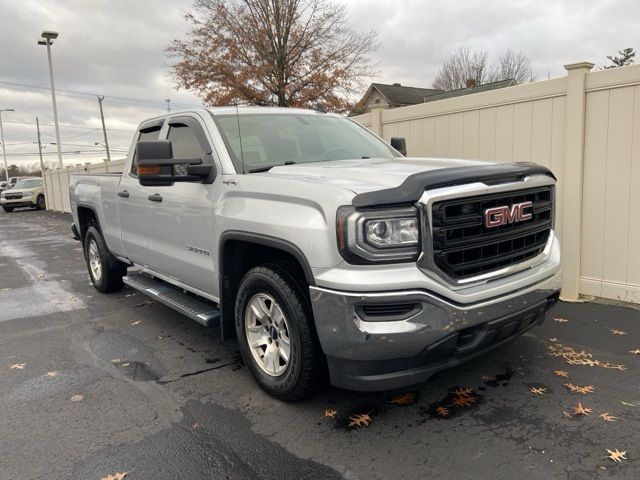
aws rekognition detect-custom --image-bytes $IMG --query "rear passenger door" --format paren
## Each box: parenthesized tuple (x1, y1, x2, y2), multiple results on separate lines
(117, 118, 164, 267)
(144, 114, 218, 294)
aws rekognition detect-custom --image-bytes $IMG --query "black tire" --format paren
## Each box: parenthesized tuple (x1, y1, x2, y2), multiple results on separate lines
(235, 264, 324, 401)
(84, 226, 126, 293)
(36, 195, 46, 210)
(2, 206, 13, 213)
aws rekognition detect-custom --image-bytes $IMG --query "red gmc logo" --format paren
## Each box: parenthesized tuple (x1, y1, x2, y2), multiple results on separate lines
(484, 201, 533, 228)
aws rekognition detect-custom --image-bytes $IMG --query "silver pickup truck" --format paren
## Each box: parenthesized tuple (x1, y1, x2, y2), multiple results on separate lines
(69, 107, 561, 401)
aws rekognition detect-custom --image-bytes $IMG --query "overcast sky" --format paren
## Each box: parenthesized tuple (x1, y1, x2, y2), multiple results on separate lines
(0, 0, 637, 168)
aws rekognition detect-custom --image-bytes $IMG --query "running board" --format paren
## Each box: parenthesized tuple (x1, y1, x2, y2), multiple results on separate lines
(123, 272, 221, 329)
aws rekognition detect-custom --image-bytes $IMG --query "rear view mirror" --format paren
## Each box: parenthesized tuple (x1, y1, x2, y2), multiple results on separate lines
(390, 137, 407, 156)
(137, 140, 212, 186)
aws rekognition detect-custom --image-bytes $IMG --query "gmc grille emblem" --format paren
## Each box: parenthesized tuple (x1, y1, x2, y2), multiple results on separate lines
(484, 201, 533, 228)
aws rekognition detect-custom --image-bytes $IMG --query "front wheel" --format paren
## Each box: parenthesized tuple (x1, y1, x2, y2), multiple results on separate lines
(235, 264, 324, 401)
(36, 195, 46, 210)
(2, 206, 13, 213)
(84, 226, 126, 293)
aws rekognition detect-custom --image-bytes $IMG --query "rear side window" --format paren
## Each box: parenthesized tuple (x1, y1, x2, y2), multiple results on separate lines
(131, 126, 163, 175)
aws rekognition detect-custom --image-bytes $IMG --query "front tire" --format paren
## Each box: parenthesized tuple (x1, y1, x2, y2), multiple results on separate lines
(36, 195, 46, 210)
(235, 264, 323, 401)
(2, 206, 13, 212)
(84, 226, 126, 293)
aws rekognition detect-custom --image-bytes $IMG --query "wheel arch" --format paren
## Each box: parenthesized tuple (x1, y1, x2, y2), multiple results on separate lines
(218, 231, 316, 327)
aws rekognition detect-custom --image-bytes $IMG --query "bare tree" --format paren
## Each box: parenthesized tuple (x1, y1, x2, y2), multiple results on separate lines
(167, 0, 378, 113)
(432, 47, 491, 91)
(491, 49, 536, 84)
(604, 48, 635, 69)
(433, 47, 536, 91)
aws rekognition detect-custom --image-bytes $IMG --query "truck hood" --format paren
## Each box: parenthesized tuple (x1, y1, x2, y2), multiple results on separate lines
(265, 157, 495, 194)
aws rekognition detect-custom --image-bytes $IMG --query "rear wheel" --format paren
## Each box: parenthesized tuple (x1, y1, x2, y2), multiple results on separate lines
(2, 206, 13, 213)
(36, 195, 46, 210)
(84, 226, 126, 293)
(235, 264, 324, 401)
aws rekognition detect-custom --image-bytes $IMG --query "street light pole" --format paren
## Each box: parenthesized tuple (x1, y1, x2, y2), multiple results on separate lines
(38, 31, 63, 169)
(97, 96, 111, 161)
(0, 108, 15, 183)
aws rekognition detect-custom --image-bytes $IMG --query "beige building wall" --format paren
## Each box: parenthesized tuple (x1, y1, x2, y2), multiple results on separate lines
(351, 64, 640, 303)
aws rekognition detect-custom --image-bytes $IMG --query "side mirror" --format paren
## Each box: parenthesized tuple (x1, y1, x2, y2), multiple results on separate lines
(137, 140, 212, 187)
(390, 137, 407, 156)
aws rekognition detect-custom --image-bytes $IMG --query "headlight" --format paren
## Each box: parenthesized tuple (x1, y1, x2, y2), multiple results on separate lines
(24, 192, 33, 198)
(337, 206, 420, 263)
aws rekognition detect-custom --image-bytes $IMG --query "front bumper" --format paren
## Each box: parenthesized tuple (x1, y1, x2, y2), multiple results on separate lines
(310, 268, 561, 391)
(0, 198, 35, 208)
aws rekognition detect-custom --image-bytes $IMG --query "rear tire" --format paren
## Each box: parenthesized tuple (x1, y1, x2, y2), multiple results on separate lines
(36, 195, 46, 210)
(235, 264, 323, 401)
(84, 226, 126, 293)
(2, 207, 13, 213)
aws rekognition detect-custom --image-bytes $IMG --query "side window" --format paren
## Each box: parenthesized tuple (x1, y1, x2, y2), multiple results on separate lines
(167, 124, 207, 162)
(131, 127, 162, 175)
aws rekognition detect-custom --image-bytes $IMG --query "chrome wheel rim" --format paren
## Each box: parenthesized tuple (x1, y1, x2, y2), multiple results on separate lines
(88, 240, 102, 283)
(244, 293, 291, 377)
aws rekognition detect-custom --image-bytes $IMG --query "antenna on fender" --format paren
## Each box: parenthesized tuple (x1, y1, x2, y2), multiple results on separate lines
(235, 103, 246, 173)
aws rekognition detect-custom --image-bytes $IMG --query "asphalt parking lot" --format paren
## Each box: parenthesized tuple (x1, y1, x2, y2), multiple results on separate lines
(1, 209, 639, 480)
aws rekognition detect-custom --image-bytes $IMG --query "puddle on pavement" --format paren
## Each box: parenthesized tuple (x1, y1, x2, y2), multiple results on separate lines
(113, 361, 160, 381)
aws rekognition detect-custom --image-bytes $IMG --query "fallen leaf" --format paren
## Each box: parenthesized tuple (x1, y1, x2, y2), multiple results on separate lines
(156, 336, 164, 340)
(573, 402, 592, 416)
(562, 411, 572, 418)
(436, 406, 450, 417)
(549, 337, 558, 342)
(120, 363, 130, 367)
(9, 363, 26, 370)
(111, 358, 122, 363)
(70, 394, 84, 402)
(553, 317, 569, 323)
(130, 321, 141, 326)
(605, 449, 627, 463)
(600, 362, 627, 371)
(629, 349, 640, 355)
(348, 413, 372, 428)
(387, 392, 417, 406)
(46, 371, 58, 377)
(323, 409, 338, 419)
(192, 422, 199, 429)
(451, 395, 476, 408)
(554, 370, 569, 378)
(451, 387, 474, 397)
(530, 387, 546, 395)
(600, 412, 618, 422)
(563, 383, 595, 395)
(620, 401, 637, 407)
(481, 375, 495, 381)
(609, 329, 627, 335)
(100, 473, 127, 480)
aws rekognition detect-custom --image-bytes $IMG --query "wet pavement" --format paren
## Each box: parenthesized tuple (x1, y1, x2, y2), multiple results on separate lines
(1, 209, 639, 480)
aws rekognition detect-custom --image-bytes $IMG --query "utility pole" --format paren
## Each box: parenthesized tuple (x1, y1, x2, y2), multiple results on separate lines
(0, 108, 15, 182)
(36, 116, 45, 173)
(165, 98, 171, 113)
(38, 31, 63, 168)
(97, 96, 111, 161)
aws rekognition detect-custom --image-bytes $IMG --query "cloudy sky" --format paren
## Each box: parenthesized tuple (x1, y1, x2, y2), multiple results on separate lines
(0, 0, 637, 169)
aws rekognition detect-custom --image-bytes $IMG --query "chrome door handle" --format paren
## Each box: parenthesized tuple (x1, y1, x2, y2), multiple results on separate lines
(117, 190, 129, 198)
(148, 193, 163, 202)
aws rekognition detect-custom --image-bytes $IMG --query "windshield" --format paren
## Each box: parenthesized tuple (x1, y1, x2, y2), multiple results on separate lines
(213, 113, 400, 173)
(14, 179, 42, 189)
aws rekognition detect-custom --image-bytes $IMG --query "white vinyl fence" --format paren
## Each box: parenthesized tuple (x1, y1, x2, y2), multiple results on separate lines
(351, 62, 640, 304)
(42, 159, 126, 213)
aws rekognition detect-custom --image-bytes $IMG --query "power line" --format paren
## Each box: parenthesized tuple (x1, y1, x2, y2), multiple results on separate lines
(3, 119, 135, 133)
(0, 80, 202, 110)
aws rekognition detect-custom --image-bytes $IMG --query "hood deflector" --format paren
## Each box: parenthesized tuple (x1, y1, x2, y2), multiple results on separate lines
(351, 162, 556, 208)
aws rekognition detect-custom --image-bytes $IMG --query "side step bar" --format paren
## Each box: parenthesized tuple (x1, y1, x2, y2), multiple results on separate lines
(123, 272, 221, 329)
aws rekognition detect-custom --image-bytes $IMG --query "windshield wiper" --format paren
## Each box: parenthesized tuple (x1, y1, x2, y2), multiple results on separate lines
(247, 161, 296, 174)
